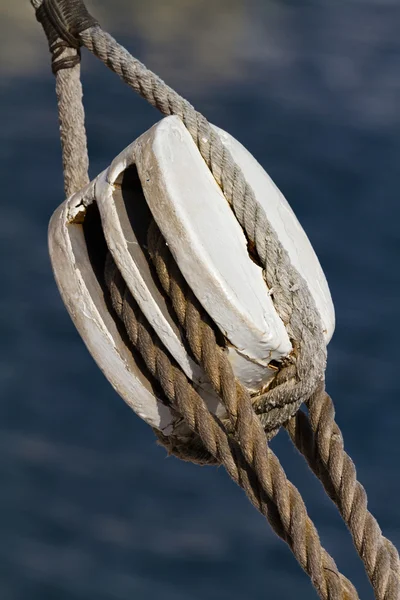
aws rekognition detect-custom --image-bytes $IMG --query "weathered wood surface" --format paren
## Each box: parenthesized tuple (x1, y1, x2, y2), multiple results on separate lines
(48, 181, 175, 434)
(49, 116, 335, 432)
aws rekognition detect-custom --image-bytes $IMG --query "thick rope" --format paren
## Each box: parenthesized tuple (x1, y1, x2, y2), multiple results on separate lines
(79, 25, 327, 424)
(54, 59, 90, 197)
(33, 0, 90, 197)
(286, 390, 400, 600)
(76, 31, 400, 599)
(35, 0, 325, 438)
(147, 221, 299, 439)
(146, 222, 400, 600)
(104, 253, 358, 600)
(30, 2, 399, 597)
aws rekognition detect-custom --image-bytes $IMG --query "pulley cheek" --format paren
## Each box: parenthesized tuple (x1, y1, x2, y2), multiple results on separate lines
(49, 115, 334, 434)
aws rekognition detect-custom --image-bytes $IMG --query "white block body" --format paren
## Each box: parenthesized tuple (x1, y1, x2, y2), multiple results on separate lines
(49, 116, 335, 433)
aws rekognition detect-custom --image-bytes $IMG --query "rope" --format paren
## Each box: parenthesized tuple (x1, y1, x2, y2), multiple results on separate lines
(147, 221, 301, 440)
(147, 221, 400, 600)
(33, 0, 91, 197)
(31, 1, 399, 598)
(286, 391, 400, 600)
(35, 0, 325, 427)
(104, 252, 358, 600)
(79, 25, 327, 426)
(35, 0, 98, 71)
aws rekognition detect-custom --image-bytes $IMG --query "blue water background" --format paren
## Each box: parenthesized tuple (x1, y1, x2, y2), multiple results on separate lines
(1, 1, 399, 598)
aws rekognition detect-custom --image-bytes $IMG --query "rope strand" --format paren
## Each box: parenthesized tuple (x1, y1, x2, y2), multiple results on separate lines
(105, 252, 358, 600)
(286, 391, 400, 600)
(31, 2, 399, 597)
(79, 25, 327, 415)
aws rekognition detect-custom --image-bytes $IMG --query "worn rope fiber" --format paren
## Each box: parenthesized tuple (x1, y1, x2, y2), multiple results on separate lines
(147, 221, 400, 600)
(31, 0, 399, 598)
(104, 253, 358, 600)
(33, 0, 90, 197)
(286, 392, 400, 600)
(79, 27, 400, 600)
(78, 25, 327, 426)
(146, 221, 300, 439)
(32, 4, 353, 597)
(34, 0, 325, 428)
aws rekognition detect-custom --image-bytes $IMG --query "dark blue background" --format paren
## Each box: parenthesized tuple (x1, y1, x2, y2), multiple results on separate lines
(1, 1, 399, 598)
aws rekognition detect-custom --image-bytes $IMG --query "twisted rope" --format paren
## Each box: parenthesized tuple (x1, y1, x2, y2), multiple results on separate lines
(286, 391, 400, 600)
(79, 25, 327, 422)
(147, 221, 300, 439)
(104, 252, 358, 600)
(31, 1, 399, 598)
(148, 220, 400, 600)
(36, 0, 326, 432)
(33, 0, 93, 197)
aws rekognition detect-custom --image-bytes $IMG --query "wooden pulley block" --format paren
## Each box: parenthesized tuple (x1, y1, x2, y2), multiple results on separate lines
(49, 116, 335, 436)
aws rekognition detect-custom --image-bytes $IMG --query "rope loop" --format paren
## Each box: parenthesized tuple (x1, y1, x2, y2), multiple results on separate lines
(35, 0, 98, 73)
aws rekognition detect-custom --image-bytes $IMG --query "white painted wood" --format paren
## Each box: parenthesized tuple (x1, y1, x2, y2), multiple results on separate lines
(95, 162, 217, 399)
(135, 117, 290, 392)
(48, 180, 176, 434)
(99, 127, 283, 393)
(213, 125, 335, 342)
(49, 115, 335, 432)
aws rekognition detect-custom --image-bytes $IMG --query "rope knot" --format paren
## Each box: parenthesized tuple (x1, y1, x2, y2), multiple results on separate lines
(35, 0, 98, 73)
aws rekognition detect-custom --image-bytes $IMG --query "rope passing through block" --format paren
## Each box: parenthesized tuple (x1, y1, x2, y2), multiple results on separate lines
(49, 115, 334, 439)
(32, 0, 400, 598)
(49, 127, 357, 597)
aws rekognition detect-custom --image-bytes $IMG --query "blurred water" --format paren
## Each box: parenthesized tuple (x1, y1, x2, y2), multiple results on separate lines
(1, 1, 399, 599)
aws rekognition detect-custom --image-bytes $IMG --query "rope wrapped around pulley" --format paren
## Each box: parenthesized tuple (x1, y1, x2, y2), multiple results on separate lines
(103, 251, 357, 600)
(31, 0, 400, 599)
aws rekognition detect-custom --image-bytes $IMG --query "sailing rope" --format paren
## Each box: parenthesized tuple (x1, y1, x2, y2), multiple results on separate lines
(31, 1, 400, 598)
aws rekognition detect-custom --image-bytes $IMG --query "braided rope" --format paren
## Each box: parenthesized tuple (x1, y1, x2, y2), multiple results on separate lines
(104, 252, 358, 600)
(286, 391, 400, 600)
